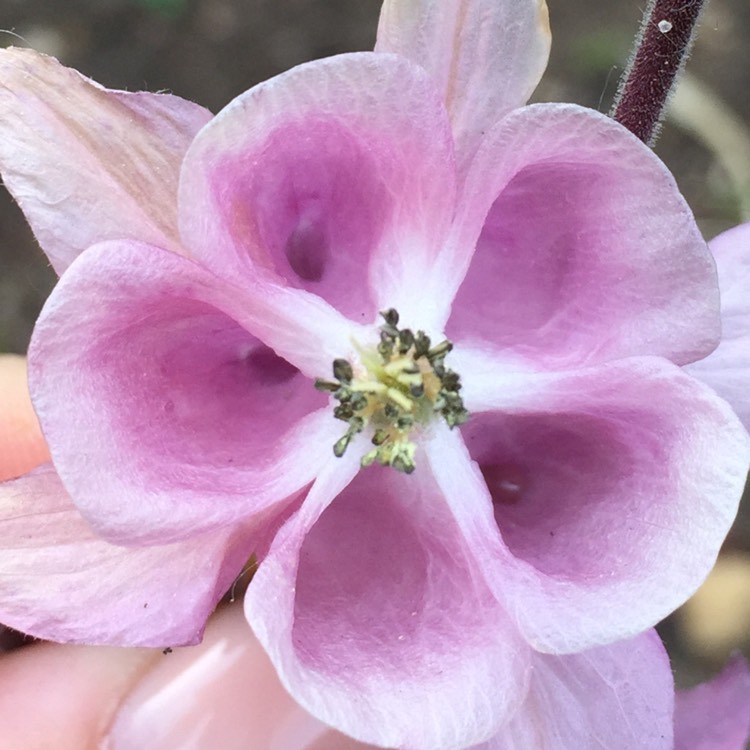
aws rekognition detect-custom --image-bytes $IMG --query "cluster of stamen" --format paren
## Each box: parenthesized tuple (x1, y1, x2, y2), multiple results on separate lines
(315, 309, 468, 474)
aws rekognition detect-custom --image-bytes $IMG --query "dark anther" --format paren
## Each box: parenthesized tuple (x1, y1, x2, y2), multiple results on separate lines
(314, 379, 340, 393)
(350, 393, 368, 411)
(384, 403, 399, 419)
(427, 341, 453, 360)
(392, 455, 415, 474)
(413, 332, 431, 358)
(333, 434, 352, 457)
(349, 416, 365, 433)
(398, 329, 414, 353)
(333, 403, 354, 420)
(378, 340, 394, 360)
(381, 308, 400, 327)
(443, 409, 468, 428)
(333, 358, 353, 383)
(442, 371, 461, 391)
(410, 383, 425, 398)
(372, 429, 390, 446)
(396, 415, 414, 430)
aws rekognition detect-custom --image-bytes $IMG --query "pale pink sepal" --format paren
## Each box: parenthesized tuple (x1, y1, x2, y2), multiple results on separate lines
(476, 630, 673, 749)
(430, 357, 750, 653)
(28, 241, 337, 545)
(674, 654, 750, 750)
(376, 0, 550, 172)
(246, 454, 530, 749)
(178, 53, 457, 331)
(440, 104, 719, 367)
(685, 221, 750, 431)
(0, 465, 252, 646)
(0, 48, 211, 274)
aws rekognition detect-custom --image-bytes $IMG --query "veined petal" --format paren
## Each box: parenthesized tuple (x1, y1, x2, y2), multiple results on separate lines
(0, 48, 211, 274)
(685, 222, 750, 430)
(0, 465, 252, 646)
(29, 241, 335, 544)
(376, 0, 550, 173)
(179, 52, 457, 332)
(432, 358, 749, 653)
(247, 455, 530, 750)
(674, 655, 750, 750)
(479, 631, 673, 749)
(439, 104, 718, 367)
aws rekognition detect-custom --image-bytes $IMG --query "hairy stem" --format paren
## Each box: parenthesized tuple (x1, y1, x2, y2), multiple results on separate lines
(611, 0, 707, 145)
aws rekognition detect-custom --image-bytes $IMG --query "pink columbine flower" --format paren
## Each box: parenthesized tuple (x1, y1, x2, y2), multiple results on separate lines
(0, 0, 749, 747)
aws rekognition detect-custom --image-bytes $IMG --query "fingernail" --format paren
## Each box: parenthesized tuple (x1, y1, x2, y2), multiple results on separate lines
(102, 603, 341, 750)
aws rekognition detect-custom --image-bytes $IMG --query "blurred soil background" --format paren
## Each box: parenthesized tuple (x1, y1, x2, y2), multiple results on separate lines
(1, 0, 749, 694)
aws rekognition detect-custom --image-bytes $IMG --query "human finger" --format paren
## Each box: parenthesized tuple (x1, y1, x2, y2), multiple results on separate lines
(0, 354, 50, 481)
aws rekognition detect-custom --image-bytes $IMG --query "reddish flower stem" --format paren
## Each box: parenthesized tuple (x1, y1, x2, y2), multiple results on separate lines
(611, 0, 706, 145)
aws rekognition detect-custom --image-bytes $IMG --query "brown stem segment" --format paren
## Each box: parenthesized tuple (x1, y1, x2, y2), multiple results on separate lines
(611, 0, 706, 145)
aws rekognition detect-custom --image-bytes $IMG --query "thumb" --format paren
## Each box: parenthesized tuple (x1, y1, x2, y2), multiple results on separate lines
(0, 354, 50, 482)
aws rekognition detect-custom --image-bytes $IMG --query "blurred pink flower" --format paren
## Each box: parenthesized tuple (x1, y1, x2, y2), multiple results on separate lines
(0, 0, 749, 747)
(674, 653, 750, 750)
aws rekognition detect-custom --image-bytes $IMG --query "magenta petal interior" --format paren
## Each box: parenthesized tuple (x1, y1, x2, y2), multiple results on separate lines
(249, 460, 529, 749)
(458, 357, 749, 653)
(294, 465, 509, 675)
(463, 408, 650, 581)
(208, 118, 389, 321)
(180, 53, 457, 327)
(449, 163, 649, 367)
(446, 104, 718, 369)
(103, 300, 321, 490)
(30, 242, 329, 543)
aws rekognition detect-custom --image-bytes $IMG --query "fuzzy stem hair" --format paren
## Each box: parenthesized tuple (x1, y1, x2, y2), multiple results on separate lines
(611, 0, 707, 145)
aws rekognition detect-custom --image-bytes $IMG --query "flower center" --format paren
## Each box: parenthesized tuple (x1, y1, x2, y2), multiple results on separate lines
(315, 309, 468, 474)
